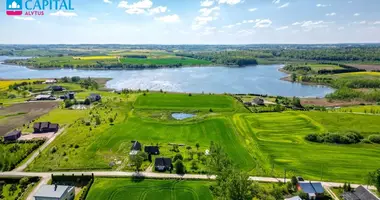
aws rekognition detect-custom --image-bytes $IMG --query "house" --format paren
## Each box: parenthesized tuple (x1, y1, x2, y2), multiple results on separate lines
(154, 157, 172, 172)
(243, 102, 252, 106)
(60, 92, 75, 100)
(44, 79, 57, 84)
(252, 97, 265, 106)
(341, 185, 380, 200)
(88, 93, 101, 102)
(50, 86, 64, 91)
(297, 182, 324, 200)
(144, 146, 160, 155)
(4, 130, 21, 141)
(34, 184, 75, 200)
(130, 141, 142, 155)
(285, 196, 302, 200)
(33, 122, 59, 133)
(36, 94, 56, 101)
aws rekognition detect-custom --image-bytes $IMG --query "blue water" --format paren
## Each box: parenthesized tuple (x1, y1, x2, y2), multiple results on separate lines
(172, 113, 195, 120)
(0, 56, 334, 97)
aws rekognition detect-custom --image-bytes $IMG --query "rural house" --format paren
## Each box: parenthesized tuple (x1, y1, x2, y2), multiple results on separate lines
(88, 93, 101, 102)
(44, 79, 57, 84)
(3, 130, 21, 141)
(34, 184, 75, 200)
(341, 185, 380, 200)
(130, 141, 142, 155)
(297, 181, 325, 200)
(33, 122, 59, 133)
(60, 92, 75, 100)
(144, 146, 160, 155)
(35, 94, 56, 101)
(252, 97, 265, 106)
(154, 157, 172, 172)
(50, 85, 64, 91)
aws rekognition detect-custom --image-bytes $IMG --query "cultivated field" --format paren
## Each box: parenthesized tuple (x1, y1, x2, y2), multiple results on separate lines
(0, 102, 59, 136)
(86, 178, 213, 200)
(347, 64, 380, 71)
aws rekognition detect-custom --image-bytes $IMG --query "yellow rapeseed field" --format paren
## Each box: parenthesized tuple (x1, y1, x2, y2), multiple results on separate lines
(0, 80, 38, 91)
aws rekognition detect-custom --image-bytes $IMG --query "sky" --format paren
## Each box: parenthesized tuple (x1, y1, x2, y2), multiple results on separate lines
(0, 0, 380, 44)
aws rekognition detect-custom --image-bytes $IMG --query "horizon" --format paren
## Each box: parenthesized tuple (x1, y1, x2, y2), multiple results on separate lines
(1, 0, 380, 44)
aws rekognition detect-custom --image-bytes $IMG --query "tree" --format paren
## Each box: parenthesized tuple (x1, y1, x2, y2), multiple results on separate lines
(173, 153, 183, 162)
(347, 183, 352, 192)
(186, 146, 192, 151)
(291, 73, 297, 82)
(195, 143, 200, 151)
(291, 176, 298, 188)
(369, 169, 380, 192)
(84, 98, 91, 105)
(227, 171, 252, 200)
(292, 96, 302, 108)
(130, 152, 147, 172)
(191, 160, 198, 170)
(19, 177, 29, 188)
(175, 160, 185, 174)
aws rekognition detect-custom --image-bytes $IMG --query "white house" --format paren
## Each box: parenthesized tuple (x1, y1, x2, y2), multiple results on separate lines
(34, 185, 75, 200)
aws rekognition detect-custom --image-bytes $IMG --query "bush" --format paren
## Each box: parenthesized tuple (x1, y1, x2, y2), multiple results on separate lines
(369, 135, 380, 144)
(174, 160, 185, 174)
(305, 132, 363, 144)
(51, 146, 58, 154)
(173, 153, 183, 162)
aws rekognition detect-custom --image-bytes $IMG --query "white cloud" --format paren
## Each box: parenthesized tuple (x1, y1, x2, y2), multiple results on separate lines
(254, 19, 272, 28)
(117, 1, 128, 8)
(373, 21, 380, 25)
(223, 24, 235, 28)
(14, 16, 35, 21)
(248, 8, 257, 12)
(292, 20, 334, 31)
(154, 14, 180, 23)
(201, 0, 214, 7)
(89, 17, 98, 21)
(199, 6, 220, 16)
(148, 6, 167, 15)
(354, 13, 360, 16)
(316, 4, 331, 7)
(272, 0, 280, 4)
(278, 2, 289, 9)
(50, 11, 78, 17)
(103, 0, 112, 4)
(118, 0, 155, 15)
(338, 26, 345, 30)
(125, 8, 145, 14)
(237, 29, 255, 36)
(218, 0, 241, 5)
(192, 16, 214, 30)
(359, 21, 366, 24)
(276, 26, 288, 31)
(326, 12, 336, 16)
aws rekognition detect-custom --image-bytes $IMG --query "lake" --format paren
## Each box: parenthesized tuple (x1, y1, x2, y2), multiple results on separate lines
(0, 56, 333, 97)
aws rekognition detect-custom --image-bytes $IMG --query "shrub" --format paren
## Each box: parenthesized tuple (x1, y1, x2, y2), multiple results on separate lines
(369, 135, 380, 144)
(174, 160, 185, 174)
(74, 144, 80, 148)
(51, 146, 58, 154)
(305, 132, 363, 144)
(173, 153, 183, 162)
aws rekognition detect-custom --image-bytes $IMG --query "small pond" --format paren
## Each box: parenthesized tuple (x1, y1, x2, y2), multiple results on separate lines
(171, 113, 195, 120)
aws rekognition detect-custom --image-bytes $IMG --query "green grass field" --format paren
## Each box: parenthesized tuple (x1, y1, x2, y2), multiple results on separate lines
(134, 93, 246, 112)
(332, 105, 380, 114)
(307, 64, 343, 71)
(86, 178, 213, 200)
(120, 57, 211, 65)
(0, 142, 42, 171)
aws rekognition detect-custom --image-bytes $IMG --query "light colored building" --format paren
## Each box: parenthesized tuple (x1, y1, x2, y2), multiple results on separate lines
(34, 185, 75, 200)
(44, 79, 57, 84)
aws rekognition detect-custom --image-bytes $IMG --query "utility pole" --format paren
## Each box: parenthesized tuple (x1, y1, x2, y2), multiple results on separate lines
(284, 169, 287, 183)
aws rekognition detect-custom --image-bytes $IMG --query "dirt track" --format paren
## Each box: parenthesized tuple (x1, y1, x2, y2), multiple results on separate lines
(0, 102, 59, 136)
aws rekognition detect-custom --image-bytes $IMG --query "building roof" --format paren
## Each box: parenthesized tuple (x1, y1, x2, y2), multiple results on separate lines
(36, 95, 52, 99)
(144, 146, 159, 154)
(5, 130, 21, 137)
(131, 141, 141, 151)
(90, 93, 100, 97)
(155, 157, 172, 168)
(49, 123, 59, 129)
(40, 122, 50, 129)
(351, 186, 380, 200)
(299, 182, 324, 194)
(34, 185, 73, 198)
(33, 123, 40, 129)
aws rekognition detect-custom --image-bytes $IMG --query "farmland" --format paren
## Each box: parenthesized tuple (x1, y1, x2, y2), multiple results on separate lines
(86, 178, 213, 200)
(120, 57, 211, 66)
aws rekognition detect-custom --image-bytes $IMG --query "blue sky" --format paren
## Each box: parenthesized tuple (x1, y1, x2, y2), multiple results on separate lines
(1, 0, 380, 44)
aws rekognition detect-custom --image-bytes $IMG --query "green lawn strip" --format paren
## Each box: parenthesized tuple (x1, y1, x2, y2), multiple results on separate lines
(86, 178, 214, 200)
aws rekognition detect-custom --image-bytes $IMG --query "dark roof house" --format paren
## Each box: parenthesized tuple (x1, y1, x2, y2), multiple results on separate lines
(51, 86, 64, 91)
(155, 157, 172, 172)
(88, 93, 101, 102)
(131, 141, 142, 151)
(144, 146, 160, 155)
(252, 97, 265, 106)
(34, 122, 59, 133)
(342, 186, 380, 200)
(4, 130, 21, 141)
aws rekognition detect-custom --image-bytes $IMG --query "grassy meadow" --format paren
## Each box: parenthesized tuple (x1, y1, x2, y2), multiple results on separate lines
(308, 64, 343, 71)
(86, 178, 213, 200)
(0, 142, 43, 171)
(120, 57, 211, 65)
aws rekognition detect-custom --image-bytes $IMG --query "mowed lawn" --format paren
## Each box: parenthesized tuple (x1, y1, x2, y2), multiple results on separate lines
(86, 178, 213, 200)
(134, 93, 246, 112)
(239, 111, 380, 183)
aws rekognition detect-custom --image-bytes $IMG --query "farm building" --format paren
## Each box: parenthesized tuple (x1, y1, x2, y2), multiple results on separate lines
(341, 185, 379, 200)
(35, 94, 56, 101)
(4, 130, 21, 141)
(33, 122, 59, 133)
(144, 146, 160, 155)
(88, 93, 101, 102)
(154, 157, 172, 172)
(252, 97, 265, 106)
(297, 182, 324, 200)
(44, 79, 57, 84)
(50, 86, 64, 91)
(130, 141, 142, 155)
(34, 184, 75, 200)
(60, 92, 75, 100)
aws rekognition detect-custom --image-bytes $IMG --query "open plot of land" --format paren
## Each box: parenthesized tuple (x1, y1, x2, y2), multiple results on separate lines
(308, 64, 343, 71)
(86, 178, 213, 200)
(347, 64, 380, 71)
(0, 102, 58, 136)
(236, 111, 380, 183)
(134, 93, 246, 112)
